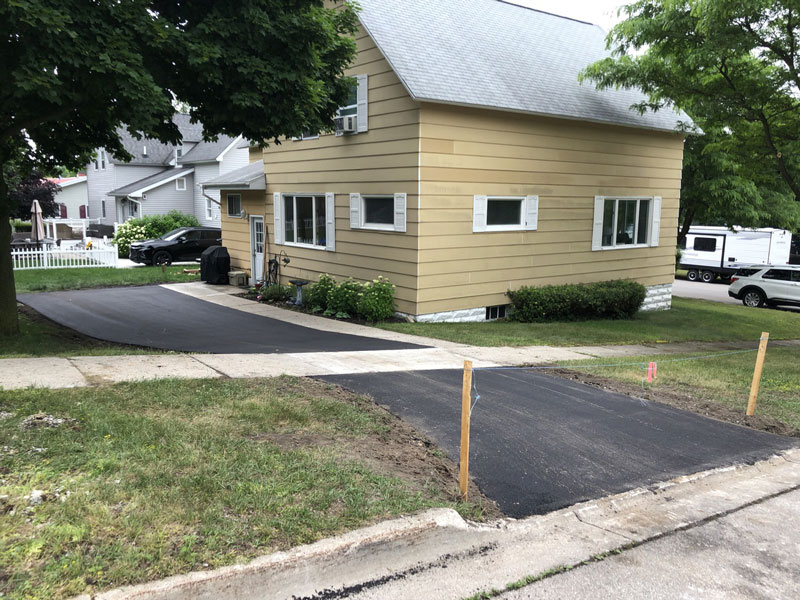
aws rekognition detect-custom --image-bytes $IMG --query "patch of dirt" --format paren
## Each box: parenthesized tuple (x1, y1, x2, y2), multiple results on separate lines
(19, 413, 74, 430)
(549, 369, 800, 438)
(249, 378, 504, 520)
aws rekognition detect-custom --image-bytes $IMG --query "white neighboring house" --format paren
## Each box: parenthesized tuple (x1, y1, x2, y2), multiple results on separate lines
(48, 175, 88, 219)
(85, 114, 249, 228)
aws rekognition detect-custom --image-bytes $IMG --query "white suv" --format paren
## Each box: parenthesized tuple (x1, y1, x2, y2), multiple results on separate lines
(728, 265, 800, 308)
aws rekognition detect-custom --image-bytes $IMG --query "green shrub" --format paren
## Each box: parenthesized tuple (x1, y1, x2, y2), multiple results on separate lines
(507, 280, 647, 322)
(112, 211, 200, 257)
(326, 278, 364, 318)
(257, 284, 293, 303)
(305, 274, 337, 311)
(10, 219, 32, 233)
(357, 277, 396, 322)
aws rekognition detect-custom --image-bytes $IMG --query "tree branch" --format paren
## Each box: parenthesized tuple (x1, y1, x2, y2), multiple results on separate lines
(0, 103, 80, 142)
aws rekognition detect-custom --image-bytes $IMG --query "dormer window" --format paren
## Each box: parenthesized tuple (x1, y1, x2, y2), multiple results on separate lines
(176, 146, 183, 158)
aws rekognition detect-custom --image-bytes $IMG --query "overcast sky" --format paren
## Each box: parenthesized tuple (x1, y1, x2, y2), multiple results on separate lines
(509, 0, 627, 32)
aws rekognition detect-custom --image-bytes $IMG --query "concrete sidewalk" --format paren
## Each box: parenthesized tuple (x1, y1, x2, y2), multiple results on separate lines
(75, 449, 800, 600)
(4, 338, 788, 390)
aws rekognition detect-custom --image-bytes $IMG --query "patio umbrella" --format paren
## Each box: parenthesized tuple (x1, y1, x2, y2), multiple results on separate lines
(31, 199, 45, 244)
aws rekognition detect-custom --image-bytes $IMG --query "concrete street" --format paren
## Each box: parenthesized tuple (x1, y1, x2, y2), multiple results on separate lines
(501, 487, 800, 599)
(673, 278, 739, 305)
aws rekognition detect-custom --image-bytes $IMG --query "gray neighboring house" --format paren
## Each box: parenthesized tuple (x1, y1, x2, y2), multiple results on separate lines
(85, 115, 249, 228)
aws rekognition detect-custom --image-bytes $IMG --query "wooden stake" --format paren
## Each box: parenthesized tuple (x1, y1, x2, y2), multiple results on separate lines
(459, 360, 473, 501)
(746, 332, 769, 416)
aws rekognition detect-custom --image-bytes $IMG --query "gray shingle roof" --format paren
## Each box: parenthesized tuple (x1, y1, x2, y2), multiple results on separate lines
(110, 114, 210, 166)
(179, 135, 240, 164)
(108, 167, 194, 197)
(358, 0, 688, 132)
(202, 160, 265, 190)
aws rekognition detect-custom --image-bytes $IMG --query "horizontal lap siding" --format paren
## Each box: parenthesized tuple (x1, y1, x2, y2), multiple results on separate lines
(256, 27, 422, 314)
(417, 103, 684, 315)
(223, 191, 264, 273)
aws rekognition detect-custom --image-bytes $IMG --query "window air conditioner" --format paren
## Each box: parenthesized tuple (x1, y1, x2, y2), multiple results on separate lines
(333, 114, 357, 135)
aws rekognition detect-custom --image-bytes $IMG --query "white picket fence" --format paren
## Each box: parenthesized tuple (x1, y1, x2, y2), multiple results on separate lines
(11, 245, 119, 270)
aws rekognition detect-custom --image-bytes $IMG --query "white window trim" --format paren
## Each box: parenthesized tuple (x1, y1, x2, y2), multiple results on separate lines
(176, 177, 187, 191)
(592, 195, 661, 251)
(360, 194, 395, 231)
(335, 74, 368, 135)
(205, 198, 215, 221)
(473, 195, 538, 232)
(227, 193, 242, 217)
(280, 193, 329, 252)
(292, 132, 320, 142)
(349, 192, 406, 233)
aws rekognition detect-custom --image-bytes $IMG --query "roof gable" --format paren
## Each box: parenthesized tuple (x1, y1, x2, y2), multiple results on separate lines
(358, 0, 688, 132)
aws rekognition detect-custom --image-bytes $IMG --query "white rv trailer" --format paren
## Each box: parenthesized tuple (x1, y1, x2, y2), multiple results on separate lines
(679, 226, 792, 282)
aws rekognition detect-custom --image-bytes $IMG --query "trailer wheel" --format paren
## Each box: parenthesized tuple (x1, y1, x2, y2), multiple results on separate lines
(700, 270, 715, 283)
(686, 269, 699, 281)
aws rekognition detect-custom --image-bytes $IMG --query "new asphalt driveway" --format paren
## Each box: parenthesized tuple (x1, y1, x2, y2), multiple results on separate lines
(320, 368, 796, 518)
(18, 286, 425, 354)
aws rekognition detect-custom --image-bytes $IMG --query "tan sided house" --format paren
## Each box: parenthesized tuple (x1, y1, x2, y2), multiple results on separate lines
(206, 0, 687, 322)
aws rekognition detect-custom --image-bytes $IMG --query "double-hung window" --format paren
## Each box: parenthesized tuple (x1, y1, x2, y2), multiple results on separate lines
(473, 195, 539, 232)
(176, 177, 187, 191)
(227, 193, 242, 217)
(335, 74, 368, 134)
(274, 192, 336, 251)
(592, 196, 661, 250)
(206, 198, 215, 220)
(283, 194, 327, 248)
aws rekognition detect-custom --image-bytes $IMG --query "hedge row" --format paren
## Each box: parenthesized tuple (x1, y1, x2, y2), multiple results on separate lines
(507, 280, 647, 322)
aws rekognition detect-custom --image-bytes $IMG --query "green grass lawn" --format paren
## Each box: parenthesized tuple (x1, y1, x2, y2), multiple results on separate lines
(377, 298, 800, 347)
(1, 310, 160, 359)
(14, 265, 200, 294)
(559, 346, 800, 432)
(0, 377, 485, 599)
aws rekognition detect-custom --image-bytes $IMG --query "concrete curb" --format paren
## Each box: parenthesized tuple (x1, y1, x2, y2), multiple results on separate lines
(74, 449, 800, 600)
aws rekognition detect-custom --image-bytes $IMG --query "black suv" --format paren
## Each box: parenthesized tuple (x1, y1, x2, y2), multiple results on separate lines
(129, 227, 222, 266)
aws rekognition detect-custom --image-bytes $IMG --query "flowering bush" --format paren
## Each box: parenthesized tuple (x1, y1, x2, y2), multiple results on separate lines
(304, 274, 337, 311)
(325, 278, 364, 318)
(357, 277, 396, 322)
(112, 223, 149, 258)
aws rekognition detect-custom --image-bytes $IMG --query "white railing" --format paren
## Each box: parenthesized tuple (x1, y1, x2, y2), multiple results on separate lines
(11, 245, 119, 270)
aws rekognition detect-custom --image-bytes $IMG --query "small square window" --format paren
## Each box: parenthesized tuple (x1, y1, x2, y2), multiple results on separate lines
(176, 177, 187, 191)
(363, 195, 394, 228)
(486, 305, 507, 320)
(487, 198, 523, 227)
(227, 194, 242, 217)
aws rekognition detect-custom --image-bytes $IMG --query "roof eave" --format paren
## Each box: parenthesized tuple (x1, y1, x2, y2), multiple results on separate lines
(111, 168, 194, 198)
(415, 97, 689, 135)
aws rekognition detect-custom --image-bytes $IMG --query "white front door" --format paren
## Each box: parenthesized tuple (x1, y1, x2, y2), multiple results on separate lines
(250, 216, 265, 284)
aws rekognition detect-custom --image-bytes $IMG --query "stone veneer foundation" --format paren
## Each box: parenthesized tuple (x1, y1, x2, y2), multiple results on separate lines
(401, 283, 673, 323)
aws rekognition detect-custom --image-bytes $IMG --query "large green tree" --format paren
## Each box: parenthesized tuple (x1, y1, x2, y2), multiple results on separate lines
(582, 1, 800, 207)
(678, 129, 800, 243)
(0, 0, 358, 335)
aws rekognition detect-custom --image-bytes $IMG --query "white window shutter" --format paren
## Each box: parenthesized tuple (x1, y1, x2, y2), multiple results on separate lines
(325, 192, 336, 251)
(356, 74, 369, 133)
(650, 196, 662, 247)
(473, 195, 488, 232)
(591, 196, 605, 251)
(394, 193, 407, 233)
(349, 193, 361, 229)
(524, 195, 539, 231)
(273, 192, 282, 244)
